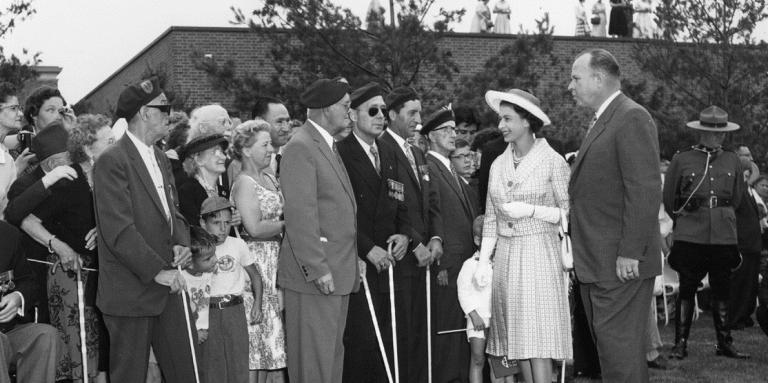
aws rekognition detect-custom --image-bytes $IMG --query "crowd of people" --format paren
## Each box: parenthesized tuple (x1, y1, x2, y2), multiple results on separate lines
(0, 47, 765, 383)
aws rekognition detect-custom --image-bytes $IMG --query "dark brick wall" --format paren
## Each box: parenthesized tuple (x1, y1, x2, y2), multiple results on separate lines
(78, 26, 656, 118)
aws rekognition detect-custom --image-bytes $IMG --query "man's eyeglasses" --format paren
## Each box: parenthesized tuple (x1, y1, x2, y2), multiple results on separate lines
(146, 104, 172, 114)
(450, 153, 474, 161)
(455, 128, 475, 135)
(367, 107, 387, 117)
(0, 104, 22, 112)
(433, 125, 456, 134)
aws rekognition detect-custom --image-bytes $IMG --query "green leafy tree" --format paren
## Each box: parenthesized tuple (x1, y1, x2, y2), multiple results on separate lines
(193, 0, 464, 118)
(632, 0, 768, 161)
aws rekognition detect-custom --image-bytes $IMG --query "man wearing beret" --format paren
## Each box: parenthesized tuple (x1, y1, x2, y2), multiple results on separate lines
(277, 78, 359, 383)
(423, 107, 476, 383)
(379, 86, 443, 383)
(92, 77, 197, 382)
(336, 82, 413, 383)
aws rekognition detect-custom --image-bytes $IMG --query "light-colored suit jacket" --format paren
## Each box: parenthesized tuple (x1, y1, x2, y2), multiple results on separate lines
(277, 122, 359, 295)
(569, 94, 662, 283)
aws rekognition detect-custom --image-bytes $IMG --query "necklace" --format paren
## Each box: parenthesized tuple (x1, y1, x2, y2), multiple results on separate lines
(512, 149, 525, 165)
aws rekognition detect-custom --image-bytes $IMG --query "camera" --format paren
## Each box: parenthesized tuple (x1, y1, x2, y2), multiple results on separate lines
(17, 130, 34, 152)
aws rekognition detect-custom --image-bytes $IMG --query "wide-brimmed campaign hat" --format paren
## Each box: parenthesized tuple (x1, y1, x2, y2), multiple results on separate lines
(686, 105, 740, 132)
(484, 89, 551, 126)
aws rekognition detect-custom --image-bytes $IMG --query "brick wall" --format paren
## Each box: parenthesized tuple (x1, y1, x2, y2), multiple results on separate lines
(78, 26, 657, 118)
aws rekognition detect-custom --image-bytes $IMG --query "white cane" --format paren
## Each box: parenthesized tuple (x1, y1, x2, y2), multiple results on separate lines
(426, 263, 432, 383)
(177, 265, 201, 383)
(361, 260, 394, 383)
(388, 242, 400, 383)
(76, 267, 88, 383)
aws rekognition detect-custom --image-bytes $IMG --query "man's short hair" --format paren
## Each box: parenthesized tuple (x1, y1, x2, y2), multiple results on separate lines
(190, 226, 218, 260)
(579, 48, 621, 79)
(251, 96, 284, 120)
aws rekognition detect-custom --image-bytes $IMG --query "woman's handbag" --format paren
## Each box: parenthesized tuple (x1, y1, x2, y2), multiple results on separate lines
(591, 16, 601, 25)
(488, 355, 519, 378)
(560, 209, 574, 272)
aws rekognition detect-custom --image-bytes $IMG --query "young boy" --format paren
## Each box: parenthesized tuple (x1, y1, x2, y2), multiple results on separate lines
(184, 226, 219, 345)
(197, 196, 263, 383)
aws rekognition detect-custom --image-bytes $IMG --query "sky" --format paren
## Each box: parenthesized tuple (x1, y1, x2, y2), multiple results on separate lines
(2, 0, 766, 104)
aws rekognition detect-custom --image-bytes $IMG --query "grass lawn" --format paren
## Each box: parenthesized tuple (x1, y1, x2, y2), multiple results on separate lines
(571, 312, 767, 383)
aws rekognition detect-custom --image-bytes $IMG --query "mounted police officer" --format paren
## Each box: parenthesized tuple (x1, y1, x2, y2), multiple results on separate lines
(663, 106, 749, 360)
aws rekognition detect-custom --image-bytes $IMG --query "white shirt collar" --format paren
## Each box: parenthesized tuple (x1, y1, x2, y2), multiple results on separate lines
(307, 119, 335, 150)
(428, 150, 452, 171)
(354, 132, 379, 167)
(386, 129, 407, 148)
(595, 90, 622, 120)
(126, 130, 153, 153)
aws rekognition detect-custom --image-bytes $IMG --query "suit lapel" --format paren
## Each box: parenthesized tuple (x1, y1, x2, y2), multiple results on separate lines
(428, 153, 473, 220)
(121, 136, 168, 220)
(347, 137, 382, 193)
(382, 131, 421, 189)
(571, 94, 625, 184)
(304, 123, 356, 208)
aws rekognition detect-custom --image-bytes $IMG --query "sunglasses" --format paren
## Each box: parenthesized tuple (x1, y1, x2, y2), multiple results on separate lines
(146, 104, 172, 114)
(367, 106, 388, 117)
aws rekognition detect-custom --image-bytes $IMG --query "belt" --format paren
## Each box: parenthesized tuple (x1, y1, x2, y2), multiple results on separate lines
(694, 196, 732, 208)
(209, 294, 243, 309)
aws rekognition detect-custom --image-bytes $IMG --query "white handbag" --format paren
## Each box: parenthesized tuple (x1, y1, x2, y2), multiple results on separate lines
(560, 209, 574, 272)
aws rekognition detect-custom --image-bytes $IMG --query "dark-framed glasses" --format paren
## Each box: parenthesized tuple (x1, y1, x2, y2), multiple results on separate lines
(368, 106, 387, 117)
(146, 104, 172, 114)
(0, 104, 22, 112)
(450, 153, 474, 160)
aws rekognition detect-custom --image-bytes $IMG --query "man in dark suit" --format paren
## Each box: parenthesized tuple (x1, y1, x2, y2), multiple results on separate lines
(379, 87, 443, 383)
(568, 49, 661, 382)
(337, 82, 412, 383)
(277, 78, 358, 383)
(423, 108, 476, 383)
(0, 221, 61, 383)
(92, 78, 196, 383)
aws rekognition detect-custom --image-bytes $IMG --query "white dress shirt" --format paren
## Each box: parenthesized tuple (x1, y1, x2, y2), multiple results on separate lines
(595, 90, 622, 121)
(307, 119, 335, 151)
(353, 132, 379, 170)
(126, 130, 171, 220)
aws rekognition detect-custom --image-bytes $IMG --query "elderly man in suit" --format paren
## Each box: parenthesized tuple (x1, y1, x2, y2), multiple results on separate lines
(567, 48, 661, 382)
(92, 77, 196, 383)
(277, 78, 358, 383)
(337, 82, 412, 383)
(423, 108, 476, 383)
(379, 87, 443, 383)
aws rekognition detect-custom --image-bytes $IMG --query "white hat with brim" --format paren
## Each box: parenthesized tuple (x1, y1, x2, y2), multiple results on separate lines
(686, 105, 740, 132)
(485, 89, 551, 127)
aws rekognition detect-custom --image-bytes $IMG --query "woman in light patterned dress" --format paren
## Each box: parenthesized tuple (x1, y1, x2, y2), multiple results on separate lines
(474, 89, 572, 383)
(230, 120, 287, 383)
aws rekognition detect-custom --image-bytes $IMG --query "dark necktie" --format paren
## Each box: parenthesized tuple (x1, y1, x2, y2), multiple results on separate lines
(370, 146, 381, 175)
(275, 153, 282, 176)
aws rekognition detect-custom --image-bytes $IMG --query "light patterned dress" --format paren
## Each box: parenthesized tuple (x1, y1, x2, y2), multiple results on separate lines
(484, 138, 573, 360)
(236, 174, 287, 370)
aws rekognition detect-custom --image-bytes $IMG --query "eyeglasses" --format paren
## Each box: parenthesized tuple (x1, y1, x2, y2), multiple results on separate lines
(450, 153, 474, 160)
(433, 126, 456, 134)
(146, 104, 172, 114)
(455, 128, 475, 135)
(367, 107, 387, 117)
(0, 104, 22, 112)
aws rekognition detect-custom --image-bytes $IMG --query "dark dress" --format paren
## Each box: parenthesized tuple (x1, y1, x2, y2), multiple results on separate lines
(608, 0, 629, 36)
(178, 176, 229, 226)
(33, 163, 107, 380)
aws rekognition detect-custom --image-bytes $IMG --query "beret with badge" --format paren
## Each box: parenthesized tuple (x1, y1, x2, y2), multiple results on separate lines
(31, 121, 69, 161)
(115, 77, 164, 120)
(300, 78, 351, 109)
(385, 86, 419, 111)
(350, 82, 385, 109)
(421, 106, 455, 136)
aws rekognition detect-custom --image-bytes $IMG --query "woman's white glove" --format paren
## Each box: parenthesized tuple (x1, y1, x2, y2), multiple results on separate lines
(472, 236, 497, 288)
(532, 205, 561, 224)
(500, 202, 534, 218)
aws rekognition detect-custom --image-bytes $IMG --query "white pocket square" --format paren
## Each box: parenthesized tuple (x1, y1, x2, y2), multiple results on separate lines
(320, 237, 328, 243)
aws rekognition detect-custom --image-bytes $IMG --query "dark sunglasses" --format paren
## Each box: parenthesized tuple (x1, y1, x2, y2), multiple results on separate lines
(367, 106, 387, 117)
(146, 104, 172, 114)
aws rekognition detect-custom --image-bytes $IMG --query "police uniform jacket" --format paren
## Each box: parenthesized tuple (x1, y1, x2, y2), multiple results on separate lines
(663, 146, 745, 245)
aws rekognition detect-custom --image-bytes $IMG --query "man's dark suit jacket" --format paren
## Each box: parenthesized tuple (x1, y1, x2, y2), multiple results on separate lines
(337, 134, 413, 292)
(0, 221, 37, 332)
(426, 153, 476, 279)
(378, 130, 443, 278)
(92, 135, 190, 317)
(478, 136, 506, 212)
(569, 93, 661, 283)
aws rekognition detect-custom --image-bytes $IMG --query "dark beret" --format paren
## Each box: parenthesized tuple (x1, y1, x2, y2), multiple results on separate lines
(421, 108, 455, 136)
(350, 82, 384, 110)
(385, 87, 419, 111)
(300, 79, 351, 109)
(115, 77, 164, 120)
(31, 121, 68, 161)
(181, 133, 229, 161)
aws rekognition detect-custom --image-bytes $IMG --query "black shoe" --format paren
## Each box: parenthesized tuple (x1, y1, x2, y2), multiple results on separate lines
(647, 356, 667, 369)
(713, 300, 749, 359)
(669, 340, 688, 359)
(715, 343, 750, 359)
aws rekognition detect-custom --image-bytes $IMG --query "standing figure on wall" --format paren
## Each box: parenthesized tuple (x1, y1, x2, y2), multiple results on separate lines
(575, 0, 592, 37)
(608, 0, 629, 37)
(470, 0, 493, 33)
(633, 0, 655, 38)
(493, 0, 512, 34)
(591, 0, 607, 37)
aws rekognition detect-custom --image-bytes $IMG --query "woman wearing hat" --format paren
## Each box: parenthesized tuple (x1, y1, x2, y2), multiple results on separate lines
(178, 133, 232, 226)
(473, 89, 572, 382)
(663, 106, 749, 360)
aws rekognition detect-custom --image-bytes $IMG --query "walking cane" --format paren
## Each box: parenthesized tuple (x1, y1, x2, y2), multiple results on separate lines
(76, 267, 89, 383)
(361, 260, 394, 383)
(177, 265, 201, 383)
(426, 262, 433, 383)
(388, 242, 400, 383)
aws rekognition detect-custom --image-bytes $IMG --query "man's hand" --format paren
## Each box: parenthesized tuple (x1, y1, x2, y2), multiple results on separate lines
(387, 234, 409, 261)
(197, 329, 208, 344)
(172, 245, 191, 268)
(413, 243, 432, 267)
(428, 238, 443, 263)
(366, 246, 394, 273)
(154, 269, 186, 293)
(84, 227, 98, 251)
(436, 270, 448, 287)
(314, 273, 335, 295)
(14, 148, 36, 177)
(0, 293, 22, 323)
(468, 310, 485, 331)
(616, 256, 640, 283)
